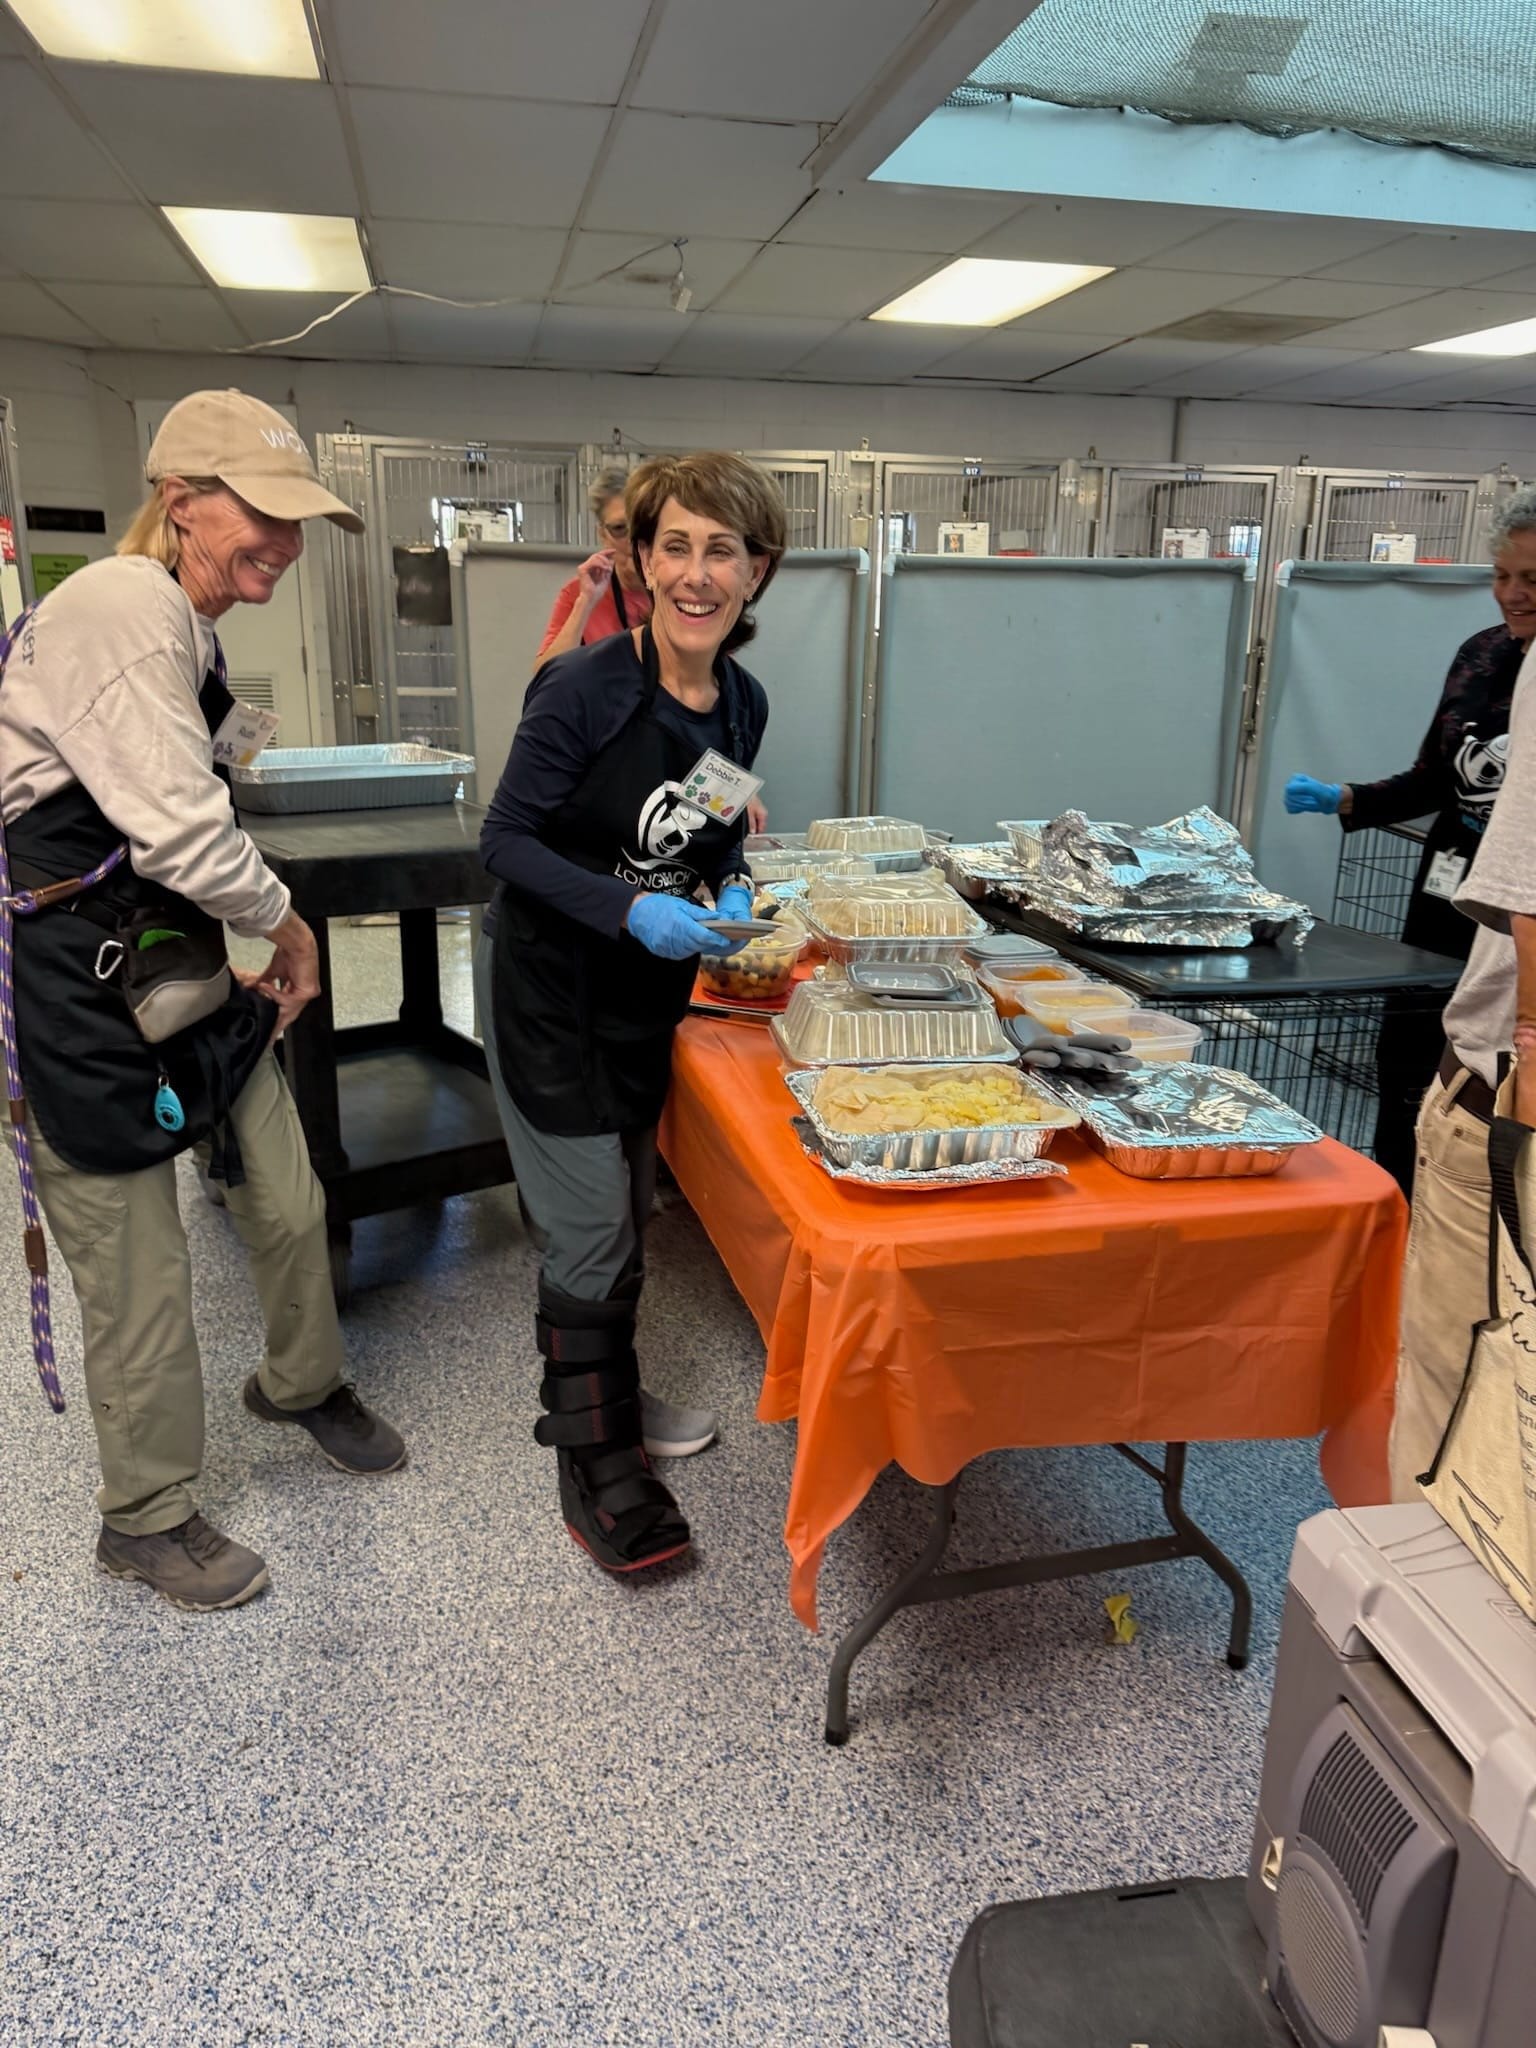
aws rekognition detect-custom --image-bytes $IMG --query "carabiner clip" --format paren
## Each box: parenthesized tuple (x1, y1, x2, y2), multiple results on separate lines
(94, 939, 124, 982)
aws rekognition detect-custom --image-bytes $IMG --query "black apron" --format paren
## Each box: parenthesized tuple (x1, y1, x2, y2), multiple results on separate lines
(492, 629, 740, 1138)
(7, 658, 276, 1178)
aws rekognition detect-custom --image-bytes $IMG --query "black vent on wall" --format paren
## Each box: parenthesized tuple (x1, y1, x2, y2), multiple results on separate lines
(1299, 1730, 1416, 1924)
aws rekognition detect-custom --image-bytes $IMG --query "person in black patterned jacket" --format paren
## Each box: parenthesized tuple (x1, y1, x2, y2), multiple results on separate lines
(1284, 485, 1536, 1190)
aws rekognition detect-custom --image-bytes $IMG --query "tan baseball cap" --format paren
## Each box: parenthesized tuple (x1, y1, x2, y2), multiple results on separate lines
(146, 389, 364, 533)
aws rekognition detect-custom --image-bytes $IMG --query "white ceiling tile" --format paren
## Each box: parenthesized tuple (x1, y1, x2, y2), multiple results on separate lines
(0, 59, 133, 199)
(915, 330, 1113, 382)
(1344, 358, 1536, 405)
(0, 198, 199, 283)
(778, 183, 1025, 253)
(386, 299, 541, 365)
(47, 283, 247, 351)
(1474, 263, 1536, 295)
(367, 220, 568, 301)
(226, 291, 393, 357)
(535, 305, 700, 369)
(57, 68, 357, 212)
(659, 313, 843, 375)
(788, 322, 976, 381)
(557, 233, 760, 312)
(715, 244, 939, 321)
(1313, 232, 1536, 289)
(1145, 345, 1384, 395)
(966, 198, 1228, 268)
(349, 89, 607, 229)
(1030, 339, 1248, 393)
(1284, 288, 1536, 351)
(1140, 215, 1407, 277)
(584, 113, 818, 240)
(327, 0, 650, 102)
(1223, 279, 1438, 320)
(1017, 268, 1283, 337)
(0, 278, 100, 343)
(630, 0, 931, 122)
(1250, 353, 1429, 400)
(0, 11, 25, 53)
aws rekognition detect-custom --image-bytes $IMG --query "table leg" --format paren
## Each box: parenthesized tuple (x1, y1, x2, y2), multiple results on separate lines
(398, 907, 443, 1037)
(824, 1476, 961, 1747)
(283, 916, 348, 1183)
(1143, 1443, 1253, 1670)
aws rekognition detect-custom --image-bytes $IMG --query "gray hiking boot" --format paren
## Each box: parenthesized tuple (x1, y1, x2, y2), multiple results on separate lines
(242, 1375, 407, 1475)
(96, 1513, 269, 1611)
(640, 1388, 718, 1458)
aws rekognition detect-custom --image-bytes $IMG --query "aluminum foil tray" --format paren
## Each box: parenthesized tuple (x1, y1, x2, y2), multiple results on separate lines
(232, 744, 473, 814)
(807, 815, 928, 857)
(784, 1064, 1077, 1172)
(773, 978, 1013, 1067)
(1032, 1062, 1322, 1179)
(792, 1120, 1066, 1191)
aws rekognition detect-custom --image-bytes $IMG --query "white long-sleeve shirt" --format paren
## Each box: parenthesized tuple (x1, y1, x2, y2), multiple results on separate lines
(0, 555, 290, 938)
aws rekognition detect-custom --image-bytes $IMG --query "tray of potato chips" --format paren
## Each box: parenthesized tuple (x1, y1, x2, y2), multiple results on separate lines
(784, 1062, 1078, 1173)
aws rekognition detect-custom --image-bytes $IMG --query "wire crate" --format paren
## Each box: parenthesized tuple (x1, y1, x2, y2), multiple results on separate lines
(1140, 986, 1446, 1156)
(1332, 823, 1427, 937)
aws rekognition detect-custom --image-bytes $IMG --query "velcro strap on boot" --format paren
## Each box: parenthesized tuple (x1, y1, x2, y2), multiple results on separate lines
(534, 1394, 640, 1449)
(535, 1315, 630, 1365)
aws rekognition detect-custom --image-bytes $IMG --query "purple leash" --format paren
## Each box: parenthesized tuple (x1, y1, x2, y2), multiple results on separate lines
(0, 600, 128, 1412)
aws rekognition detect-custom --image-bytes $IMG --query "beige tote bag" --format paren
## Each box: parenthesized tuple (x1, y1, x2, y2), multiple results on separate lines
(1420, 1079, 1536, 1620)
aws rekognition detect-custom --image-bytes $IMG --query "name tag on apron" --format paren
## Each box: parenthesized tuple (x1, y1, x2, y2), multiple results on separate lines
(679, 747, 761, 825)
(211, 702, 281, 769)
(1422, 850, 1468, 901)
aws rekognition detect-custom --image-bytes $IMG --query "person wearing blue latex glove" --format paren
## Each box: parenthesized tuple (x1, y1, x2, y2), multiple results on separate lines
(1277, 492, 1536, 1194)
(626, 893, 743, 961)
(1284, 774, 1342, 815)
(477, 451, 789, 1575)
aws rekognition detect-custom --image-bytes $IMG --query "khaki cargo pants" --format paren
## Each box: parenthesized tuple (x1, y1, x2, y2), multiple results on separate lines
(26, 1052, 345, 1535)
(1388, 1071, 1493, 1501)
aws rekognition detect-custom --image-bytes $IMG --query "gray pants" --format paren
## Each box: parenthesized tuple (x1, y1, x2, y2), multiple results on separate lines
(474, 931, 656, 1302)
(27, 1051, 345, 1535)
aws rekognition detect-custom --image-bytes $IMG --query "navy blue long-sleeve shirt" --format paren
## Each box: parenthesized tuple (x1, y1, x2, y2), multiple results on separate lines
(479, 631, 768, 940)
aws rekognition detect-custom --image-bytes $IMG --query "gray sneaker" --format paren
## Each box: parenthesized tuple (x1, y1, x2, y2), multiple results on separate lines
(242, 1375, 407, 1475)
(640, 1388, 718, 1458)
(96, 1513, 269, 1611)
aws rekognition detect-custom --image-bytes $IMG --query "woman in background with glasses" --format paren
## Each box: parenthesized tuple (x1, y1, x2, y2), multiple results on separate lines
(535, 465, 653, 665)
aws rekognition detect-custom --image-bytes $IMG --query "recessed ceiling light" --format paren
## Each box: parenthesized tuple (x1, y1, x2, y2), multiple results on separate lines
(870, 257, 1113, 327)
(8, 0, 319, 78)
(1413, 316, 1536, 358)
(163, 209, 370, 293)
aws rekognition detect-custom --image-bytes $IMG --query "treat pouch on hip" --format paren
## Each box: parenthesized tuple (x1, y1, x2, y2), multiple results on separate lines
(113, 905, 231, 1044)
(1420, 1077, 1536, 1618)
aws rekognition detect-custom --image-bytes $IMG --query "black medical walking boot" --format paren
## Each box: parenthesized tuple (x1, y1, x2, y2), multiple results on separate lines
(534, 1284, 690, 1572)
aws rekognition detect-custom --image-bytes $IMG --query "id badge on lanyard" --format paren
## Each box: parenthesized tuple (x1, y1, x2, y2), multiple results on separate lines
(1422, 850, 1468, 901)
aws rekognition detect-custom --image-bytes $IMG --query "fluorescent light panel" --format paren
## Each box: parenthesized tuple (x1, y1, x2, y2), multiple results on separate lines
(1414, 316, 1536, 358)
(870, 257, 1113, 327)
(163, 209, 370, 292)
(8, 0, 319, 77)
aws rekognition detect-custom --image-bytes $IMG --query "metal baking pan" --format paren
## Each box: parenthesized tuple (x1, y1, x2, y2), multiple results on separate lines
(791, 1119, 1066, 1191)
(1031, 1063, 1321, 1180)
(232, 744, 474, 815)
(773, 978, 1014, 1067)
(785, 1064, 1078, 1172)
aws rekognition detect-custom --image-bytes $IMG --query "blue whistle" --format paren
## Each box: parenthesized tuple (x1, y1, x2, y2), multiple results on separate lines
(154, 1076, 185, 1133)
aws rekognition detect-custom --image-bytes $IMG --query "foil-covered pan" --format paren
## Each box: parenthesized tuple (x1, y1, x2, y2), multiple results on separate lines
(792, 1120, 1067, 1191)
(1031, 1062, 1322, 1179)
(784, 1064, 1078, 1171)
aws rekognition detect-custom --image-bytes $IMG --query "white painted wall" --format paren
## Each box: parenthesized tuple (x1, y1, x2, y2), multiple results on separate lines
(2, 334, 1532, 743)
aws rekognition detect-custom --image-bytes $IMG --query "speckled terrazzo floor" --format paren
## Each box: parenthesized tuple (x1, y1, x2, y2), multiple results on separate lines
(1, 924, 1330, 2048)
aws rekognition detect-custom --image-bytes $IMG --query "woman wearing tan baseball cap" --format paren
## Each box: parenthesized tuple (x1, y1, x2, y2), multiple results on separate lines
(0, 389, 403, 1614)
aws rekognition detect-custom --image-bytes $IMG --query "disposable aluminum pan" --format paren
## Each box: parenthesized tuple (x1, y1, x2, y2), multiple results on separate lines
(772, 978, 1014, 1066)
(232, 744, 474, 815)
(1031, 1062, 1322, 1180)
(791, 1120, 1066, 1191)
(784, 1064, 1078, 1172)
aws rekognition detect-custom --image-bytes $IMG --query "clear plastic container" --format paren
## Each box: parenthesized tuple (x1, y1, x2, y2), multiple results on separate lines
(806, 870, 954, 907)
(803, 894, 989, 966)
(1088, 1009, 1205, 1064)
(1022, 981, 1135, 1036)
(772, 978, 1014, 1067)
(747, 846, 876, 887)
(697, 928, 806, 1006)
(998, 820, 1048, 870)
(806, 816, 927, 857)
(976, 961, 1087, 1015)
(964, 932, 1061, 967)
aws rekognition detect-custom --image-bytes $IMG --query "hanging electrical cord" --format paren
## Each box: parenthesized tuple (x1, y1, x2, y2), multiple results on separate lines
(225, 235, 695, 354)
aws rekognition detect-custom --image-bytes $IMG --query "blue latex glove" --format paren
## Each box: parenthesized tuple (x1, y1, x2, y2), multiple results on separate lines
(1284, 773, 1342, 816)
(714, 882, 754, 924)
(626, 894, 740, 961)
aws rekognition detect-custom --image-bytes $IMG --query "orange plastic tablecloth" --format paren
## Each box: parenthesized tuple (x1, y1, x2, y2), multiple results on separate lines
(660, 1019, 1407, 1629)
